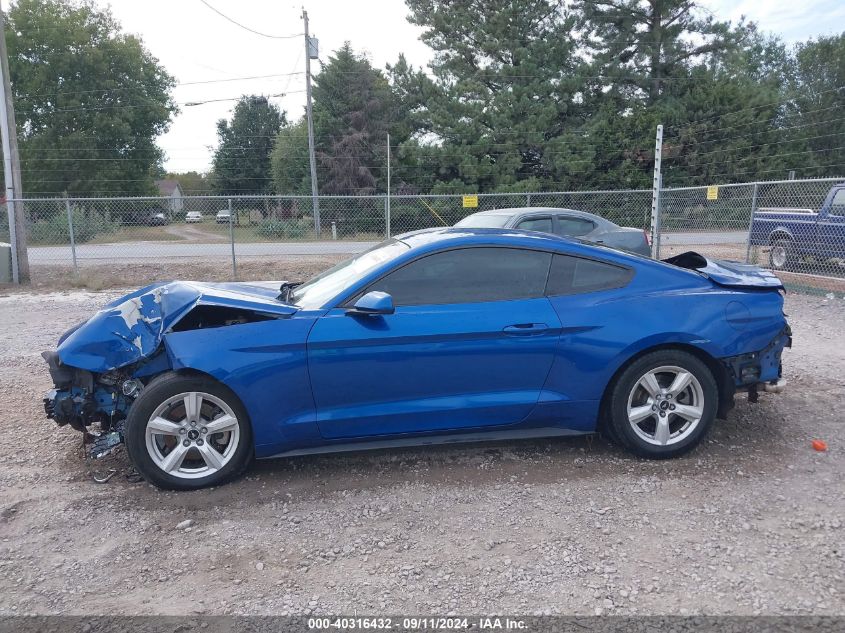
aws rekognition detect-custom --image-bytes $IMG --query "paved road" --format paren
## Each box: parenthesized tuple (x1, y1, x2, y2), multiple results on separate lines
(29, 231, 748, 263)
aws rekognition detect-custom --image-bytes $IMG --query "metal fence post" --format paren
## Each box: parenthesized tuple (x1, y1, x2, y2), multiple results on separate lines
(64, 197, 78, 276)
(744, 183, 760, 264)
(650, 124, 663, 258)
(228, 198, 237, 280)
(526, 193, 531, 207)
(386, 134, 391, 238)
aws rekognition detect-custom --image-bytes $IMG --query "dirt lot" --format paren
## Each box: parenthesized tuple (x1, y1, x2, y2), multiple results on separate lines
(0, 262, 843, 616)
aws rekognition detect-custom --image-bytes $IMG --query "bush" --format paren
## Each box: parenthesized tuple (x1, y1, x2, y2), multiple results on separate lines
(255, 218, 310, 240)
(28, 209, 118, 244)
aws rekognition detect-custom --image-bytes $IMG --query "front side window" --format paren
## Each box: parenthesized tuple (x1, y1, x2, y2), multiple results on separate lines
(556, 216, 596, 237)
(366, 247, 552, 306)
(516, 216, 553, 232)
(545, 254, 632, 296)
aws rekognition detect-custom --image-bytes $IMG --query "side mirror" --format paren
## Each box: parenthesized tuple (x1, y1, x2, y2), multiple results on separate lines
(346, 291, 395, 316)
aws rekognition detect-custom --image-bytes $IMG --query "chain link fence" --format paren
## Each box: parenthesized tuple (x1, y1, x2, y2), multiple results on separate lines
(1, 177, 842, 292)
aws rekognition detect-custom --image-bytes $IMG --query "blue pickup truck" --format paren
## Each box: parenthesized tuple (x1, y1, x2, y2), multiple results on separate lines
(749, 183, 845, 271)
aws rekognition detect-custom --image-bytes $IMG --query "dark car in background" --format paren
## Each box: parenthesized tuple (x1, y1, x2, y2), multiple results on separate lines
(455, 207, 651, 256)
(748, 182, 845, 271)
(120, 208, 169, 227)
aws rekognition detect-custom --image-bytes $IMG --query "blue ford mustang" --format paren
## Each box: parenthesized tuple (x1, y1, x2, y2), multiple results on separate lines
(42, 228, 791, 489)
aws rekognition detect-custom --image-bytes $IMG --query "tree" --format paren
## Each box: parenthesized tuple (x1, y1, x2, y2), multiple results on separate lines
(166, 171, 213, 195)
(6, 0, 176, 196)
(405, 0, 584, 192)
(786, 34, 845, 178)
(270, 119, 311, 195)
(311, 44, 395, 195)
(578, 0, 742, 105)
(659, 30, 801, 185)
(575, 3, 811, 186)
(211, 95, 284, 196)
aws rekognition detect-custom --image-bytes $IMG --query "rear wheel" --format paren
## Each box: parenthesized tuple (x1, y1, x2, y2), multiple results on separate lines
(608, 350, 717, 459)
(769, 237, 796, 271)
(125, 373, 254, 490)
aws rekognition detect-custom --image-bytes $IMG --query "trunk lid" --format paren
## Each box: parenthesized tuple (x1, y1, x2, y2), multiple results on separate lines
(663, 251, 784, 290)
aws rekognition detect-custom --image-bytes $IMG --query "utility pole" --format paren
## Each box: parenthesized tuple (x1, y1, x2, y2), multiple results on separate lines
(0, 2, 28, 283)
(650, 124, 663, 259)
(302, 9, 320, 235)
(385, 132, 391, 238)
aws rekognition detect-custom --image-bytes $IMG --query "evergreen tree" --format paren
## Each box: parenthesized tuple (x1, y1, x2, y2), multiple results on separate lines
(311, 44, 395, 195)
(405, 0, 584, 192)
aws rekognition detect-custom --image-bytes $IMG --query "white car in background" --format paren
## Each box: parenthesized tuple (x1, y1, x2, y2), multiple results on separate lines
(185, 211, 203, 223)
(216, 209, 232, 224)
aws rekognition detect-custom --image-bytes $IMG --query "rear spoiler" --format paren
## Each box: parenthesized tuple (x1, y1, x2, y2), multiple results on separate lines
(663, 251, 784, 290)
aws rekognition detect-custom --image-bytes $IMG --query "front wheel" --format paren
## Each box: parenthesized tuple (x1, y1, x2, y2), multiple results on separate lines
(769, 237, 796, 271)
(125, 373, 254, 490)
(607, 350, 717, 459)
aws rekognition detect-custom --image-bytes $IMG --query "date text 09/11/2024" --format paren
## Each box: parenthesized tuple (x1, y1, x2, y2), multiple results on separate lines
(307, 617, 527, 630)
(307, 616, 528, 631)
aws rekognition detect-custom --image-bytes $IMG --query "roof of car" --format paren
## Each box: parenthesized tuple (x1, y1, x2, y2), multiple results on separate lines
(395, 226, 598, 254)
(393, 226, 653, 269)
(466, 207, 599, 219)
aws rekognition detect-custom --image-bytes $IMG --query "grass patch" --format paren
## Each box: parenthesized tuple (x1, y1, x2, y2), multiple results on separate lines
(87, 226, 184, 244)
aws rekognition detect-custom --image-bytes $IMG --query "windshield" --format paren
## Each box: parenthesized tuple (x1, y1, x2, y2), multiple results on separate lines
(289, 239, 410, 309)
(455, 213, 511, 228)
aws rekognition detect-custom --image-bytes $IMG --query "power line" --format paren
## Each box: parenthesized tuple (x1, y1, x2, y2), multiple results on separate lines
(665, 102, 845, 140)
(663, 85, 845, 133)
(37, 91, 305, 113)
(198, 0, 302, 40)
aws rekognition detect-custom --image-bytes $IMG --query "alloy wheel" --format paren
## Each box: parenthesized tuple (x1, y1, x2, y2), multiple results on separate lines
(626, 365, 704, 446)
(144, 391, 241, 480)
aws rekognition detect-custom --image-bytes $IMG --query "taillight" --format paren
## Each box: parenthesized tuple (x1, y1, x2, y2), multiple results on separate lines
(643, 229, 652, 246)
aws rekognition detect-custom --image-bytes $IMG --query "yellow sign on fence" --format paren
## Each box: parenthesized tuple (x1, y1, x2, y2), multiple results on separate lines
(463, 195, 479, 208)
(706, 185, 719, 201)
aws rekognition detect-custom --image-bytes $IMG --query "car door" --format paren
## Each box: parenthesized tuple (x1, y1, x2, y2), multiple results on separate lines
(306, 247, 562, 439)
(816, 188, 845, 258)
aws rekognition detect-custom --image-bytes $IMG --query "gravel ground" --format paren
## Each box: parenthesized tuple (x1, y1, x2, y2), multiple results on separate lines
(0, 272, 843, 616)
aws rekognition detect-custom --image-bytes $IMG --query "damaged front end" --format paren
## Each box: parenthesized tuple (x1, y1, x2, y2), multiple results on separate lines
(42, 280, 297, 459)
(42, 351, 140, 458)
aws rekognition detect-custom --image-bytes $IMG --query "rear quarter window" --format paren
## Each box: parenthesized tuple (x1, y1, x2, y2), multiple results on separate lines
(546, 254, 633, 296)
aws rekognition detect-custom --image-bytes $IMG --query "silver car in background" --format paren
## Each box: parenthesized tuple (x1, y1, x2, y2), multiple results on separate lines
(455, 207, 651, 256)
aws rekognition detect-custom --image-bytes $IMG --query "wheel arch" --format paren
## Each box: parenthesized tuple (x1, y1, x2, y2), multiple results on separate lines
(597, 343, 734, 432)
(139, 368, 255, 430)
(768, 228, 793, 244)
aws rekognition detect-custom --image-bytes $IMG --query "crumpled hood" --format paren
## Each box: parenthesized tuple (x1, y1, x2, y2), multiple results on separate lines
(56, 281, 297, 372)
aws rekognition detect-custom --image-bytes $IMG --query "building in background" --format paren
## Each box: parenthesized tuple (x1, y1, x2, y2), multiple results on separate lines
(155, 179, 184, 216)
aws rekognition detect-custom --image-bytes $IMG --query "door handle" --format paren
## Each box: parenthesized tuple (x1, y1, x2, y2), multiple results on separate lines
(503, 323, 549, 336)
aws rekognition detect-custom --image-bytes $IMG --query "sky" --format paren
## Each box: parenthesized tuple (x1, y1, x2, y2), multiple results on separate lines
(100, 0, 844, 174)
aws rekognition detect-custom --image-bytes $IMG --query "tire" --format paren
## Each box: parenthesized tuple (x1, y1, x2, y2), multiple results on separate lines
(125, 372, 254, 490)
(607, 350, 717, 459)
(769, 237, 796, 271)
